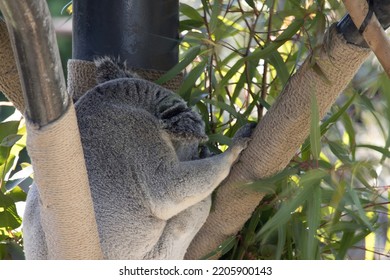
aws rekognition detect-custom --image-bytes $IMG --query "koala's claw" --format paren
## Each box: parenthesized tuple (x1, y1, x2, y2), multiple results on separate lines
(232, 123, 256, 144)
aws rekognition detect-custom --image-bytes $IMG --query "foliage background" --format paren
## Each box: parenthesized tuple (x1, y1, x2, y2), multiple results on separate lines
(0, 0, 389, 260)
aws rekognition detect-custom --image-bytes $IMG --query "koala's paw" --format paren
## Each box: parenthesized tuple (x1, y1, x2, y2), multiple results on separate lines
(228, 123, 256, 162)
(232, 123, 256, 144)
(198, 144, 214, 159)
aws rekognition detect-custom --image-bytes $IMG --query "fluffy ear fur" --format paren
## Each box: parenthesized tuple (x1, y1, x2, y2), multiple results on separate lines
(155, 93, 208, 142)
(94, 56, 139, 83)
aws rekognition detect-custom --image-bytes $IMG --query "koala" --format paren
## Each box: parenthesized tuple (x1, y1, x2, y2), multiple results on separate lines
(23, 57, 251, 259)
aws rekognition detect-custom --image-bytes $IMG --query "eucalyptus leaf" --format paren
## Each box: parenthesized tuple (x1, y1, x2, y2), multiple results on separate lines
(310, 93, 321, 160)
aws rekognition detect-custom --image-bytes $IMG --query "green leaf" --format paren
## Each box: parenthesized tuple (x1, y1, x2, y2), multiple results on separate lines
(0, 105, 15, 122)
(179, 59, 207, 99)
(209, 0, 222, 32)
(0, 241, 25, 260)
(180, 19, 204, 31)
(201, 236, 237, 260)
(328, 141, 351, 163)
(155, 46, 201, 85)
(180, 3, 204, 22)
(341, 112, 356, 159)
(5, 186, 27, 203)
(202, 98, 244, 122)
(219, 19, 303, 88)
(310, 93, 321, 160)
(304, 186, 321, 259)
(257, 169, 328, 241)
(0, 121, 20, 143)
(328, 0, 341, 9)
(207, 133, 232, 146)
(0, 192, 22, 231)
(1, 134, 22, 148)
(336, 231, 355, 260)
(267, 51, 290, 85)
(347, 183, 374, 231)
(301, 94, 355, 154)
(276, 225, 287, 259)
(246, 167, 299, 194)
(245, 0, 256, 9)
(356, 144, 390, 158)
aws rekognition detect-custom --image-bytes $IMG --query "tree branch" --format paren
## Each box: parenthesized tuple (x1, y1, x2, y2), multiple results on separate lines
(185, 24, 371, 260)
(343, 0, 390, 77)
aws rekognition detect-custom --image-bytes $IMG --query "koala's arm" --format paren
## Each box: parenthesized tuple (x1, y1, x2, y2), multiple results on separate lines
(146, 140, 248, 221)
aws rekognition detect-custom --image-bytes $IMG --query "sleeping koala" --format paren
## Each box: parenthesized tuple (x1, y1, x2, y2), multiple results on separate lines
(23, 58, 251, 259)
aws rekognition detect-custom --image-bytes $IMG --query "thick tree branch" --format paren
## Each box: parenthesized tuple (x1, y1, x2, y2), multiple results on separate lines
(185, 24, 371, 260)
(342, 0, 390, 78)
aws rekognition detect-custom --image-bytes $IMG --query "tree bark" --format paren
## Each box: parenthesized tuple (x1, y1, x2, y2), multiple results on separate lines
(0, 0, 103, 259)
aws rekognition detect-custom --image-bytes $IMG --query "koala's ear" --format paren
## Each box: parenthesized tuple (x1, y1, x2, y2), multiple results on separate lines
(160, 110, 208, 142)
(94, 57, 138, 83)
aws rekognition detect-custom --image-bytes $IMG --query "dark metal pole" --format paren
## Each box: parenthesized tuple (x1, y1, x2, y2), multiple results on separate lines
(0, 0, 69, 126)
(72, 0, 179, 71)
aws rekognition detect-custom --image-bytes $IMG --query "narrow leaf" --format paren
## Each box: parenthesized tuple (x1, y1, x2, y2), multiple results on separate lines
(180, 3, 204, 22)
(310, 93, 321, 160)
(155, 46, 201, 85)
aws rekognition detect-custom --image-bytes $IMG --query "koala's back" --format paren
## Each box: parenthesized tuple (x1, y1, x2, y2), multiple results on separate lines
(76, 79, 179, 259)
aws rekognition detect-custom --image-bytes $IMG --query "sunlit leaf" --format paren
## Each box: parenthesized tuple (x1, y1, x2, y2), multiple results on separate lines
(0, 192, 22, 230)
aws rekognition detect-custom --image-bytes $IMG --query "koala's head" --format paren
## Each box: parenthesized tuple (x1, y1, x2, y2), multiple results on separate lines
(155, 91, 208, 161)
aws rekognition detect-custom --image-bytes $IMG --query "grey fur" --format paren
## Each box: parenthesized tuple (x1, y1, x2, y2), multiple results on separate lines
(23, 57, 250, 259)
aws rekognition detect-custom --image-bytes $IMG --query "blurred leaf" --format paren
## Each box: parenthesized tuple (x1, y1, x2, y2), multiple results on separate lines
(246, 167, 299, 193)
(348, 195, 374, 231)
(328, 141, 351, 163)
(0, 192, 22, 230)
(207, 133, 232, 146)
(0, 121, 19, 143)
(310, 94, 321, 160)
(0, 105, 15, 121)
(1, 134, 22, 148)
(336, 231, 354, 260)
(201, 236, 237, 260)
(327, 0, 341, 9)
(257, 169, 328, 240)
(209, 0, 222, 32)
(276, 225, 287, 259)
(180, 3, 204, 22)
(202, 98, 244, 122)
(0, 241, 24, 260)
(356, 144, 390, 158)
(5, 186, 26, 203)
(267, 52, 290, 85)
(245, 0, 256, 9)
(220, 19, 304, 88)
(179, 59, 207, 99)
(302, 94, 355, 154)
(156, 46, 202, 85)
(304, 186, 321, 259)
(341, 112, 356, 158)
